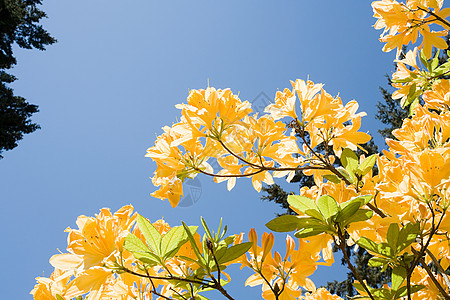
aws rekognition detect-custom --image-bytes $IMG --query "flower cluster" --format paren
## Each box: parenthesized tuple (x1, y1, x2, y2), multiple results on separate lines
(33, 1, 450, 300)
(146, 81, 371, 207)
(372, 0, 450, 57)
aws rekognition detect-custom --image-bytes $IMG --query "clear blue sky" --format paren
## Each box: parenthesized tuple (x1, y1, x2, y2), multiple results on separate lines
(0, 0, 397, 298)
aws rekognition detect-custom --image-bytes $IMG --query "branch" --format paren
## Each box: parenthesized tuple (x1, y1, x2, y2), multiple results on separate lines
(416, 6, 450, 29)
(411, 248, 450, 300)
(336, 226, 375, 300)
(426, 248, 450, 290)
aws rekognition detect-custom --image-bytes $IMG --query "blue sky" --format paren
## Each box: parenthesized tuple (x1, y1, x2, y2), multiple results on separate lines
(0, 0, 398, 298)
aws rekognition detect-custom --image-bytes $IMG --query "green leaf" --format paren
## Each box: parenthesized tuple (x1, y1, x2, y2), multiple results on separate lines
(201, 217, 213, 240)
(287, 195, 323, 220)
(124, 233, 151, 253)
(214, 244, 228, 262)
(342, 209, 373, 227)
(218, 242, 252, 264)
(317, 195, 339, 220)
(391, 265, 406, 292)
(124, 234, 160, 265)
(133, 251, 160, 266)
(266, 215, 303, 232)
(336, 167, 355, 184)
(377, 243, 394, 258)
(430, 50, 440, 70)
(356, 154, 377, 176)
(387, 223, 400, 251)
(368, 256, 389, 268)
(161, 226, 197, 260)
(409, 97, 420, 116)
(372, 288, 393, 299)
(294, 225, 331, 238)
(323, 174, 341, 184)
(340, 195, 373, 210)
(357, 237, 378, 254)
(182, 222, 205, 266)
(56, 295, 65, 300)
(266, 215, 326, 232)
(395, 285, 424, 299)
(341, 148, 359, 174)
(397, 222, 419, 253)
(420, 49, 430, 70)
(136, 214, 161, 255)
(335, 202, 360, 223)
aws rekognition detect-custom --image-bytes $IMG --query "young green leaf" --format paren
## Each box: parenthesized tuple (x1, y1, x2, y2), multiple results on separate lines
(294, 224, 331, 238)
(394, 285, 424, 299)
(397, 222, 419, 253)
(287, 195, 323, 220)
(341, 148, 359, 174)
(336, 167, 355, 184)
(266, 215, 325, 232)
(124, 233, 151, 254)
(323, 174, 341, 184)
(218, 242, 252, 264)
(201, 217, 213, 240)
(357, 237, 379, 254)
(161, 226, 197, 260)
(342, 209, 373, 227)
(133, 251, 160, 266)
(317, 195, 339, 220)
(181, 222, 206, 266)
(136, 214, 161, 255)
(391, 265, 406, 292)
(265, 215, 303, 232)
(387, 223, 400, 251)
(356, 154, 377, 176)
(368, 256, 389, 268)
(335, 201, 361, 223)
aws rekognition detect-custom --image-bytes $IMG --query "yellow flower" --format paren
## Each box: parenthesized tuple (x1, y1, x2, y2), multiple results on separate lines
(214, 155, 243, 191)
(63, 267, 114, 300)
(423, 79, 450, 111)
(31, 269, 72, 300)
(265, 88, 297, 120)
(151, 174, 184, 207)
(372, 0, 449, 57)
(176, 87, 252, 137)
(51, 205, 135, 271)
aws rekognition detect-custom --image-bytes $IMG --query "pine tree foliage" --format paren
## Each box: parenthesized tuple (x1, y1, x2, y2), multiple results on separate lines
(0, 0, 55, 158)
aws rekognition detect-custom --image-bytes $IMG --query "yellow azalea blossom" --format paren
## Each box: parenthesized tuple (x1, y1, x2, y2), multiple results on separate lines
(243, 231, 323, 299)
(175, 87, 252, 137)
(31, 269, 72, 300)
(372, 0, 449, 57)
(63, 267, 114, 300)
(411, 266, 449, 299)
(264, 88, 297, 120)
(151, 174, 184, 207)
(291, 79, 324, 119)
(329, 116, 371, 156)
(423, 79, 450, 111)
(51, 205, 135, 271)
(407, 147, 450, 196)
(214, 155, 243, 191)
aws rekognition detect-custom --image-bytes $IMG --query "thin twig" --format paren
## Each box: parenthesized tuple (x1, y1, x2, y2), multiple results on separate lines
(336, 226, 375, 300)
(416, 6, 450, 29)
(426, 248, 450, 289)
(411, 248, 450, 300)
